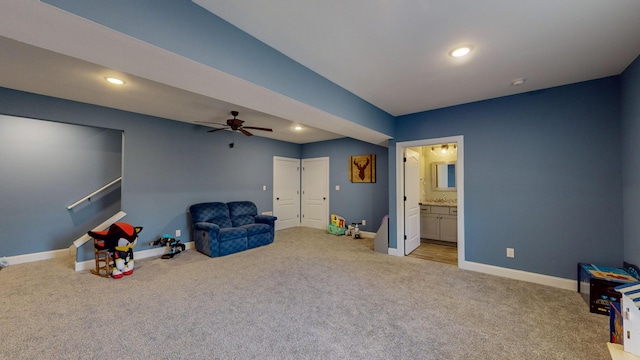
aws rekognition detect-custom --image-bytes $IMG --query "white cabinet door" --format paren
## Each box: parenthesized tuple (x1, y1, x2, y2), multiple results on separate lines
(422, 213, 439, 240)
(439, 215, 458, 243)
(420, 212, 428, 239)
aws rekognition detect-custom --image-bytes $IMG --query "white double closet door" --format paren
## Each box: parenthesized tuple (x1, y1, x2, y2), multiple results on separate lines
(273, 156, 329, 230)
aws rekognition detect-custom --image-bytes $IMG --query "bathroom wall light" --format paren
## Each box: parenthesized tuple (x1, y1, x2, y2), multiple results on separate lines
(294, 125, 302, 131)
(431, 144, 457, 155)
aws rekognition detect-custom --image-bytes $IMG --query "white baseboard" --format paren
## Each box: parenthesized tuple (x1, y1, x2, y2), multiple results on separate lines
(361, 230, 376, 238)
(5, 247, 72, 266)
(385, 247, 575, 290)
(458, 260, 576, 291)
(75, 241, 195, 272)
(8, 241, 574, 290)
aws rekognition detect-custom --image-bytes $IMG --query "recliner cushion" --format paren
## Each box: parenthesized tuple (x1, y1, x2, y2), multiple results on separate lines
(240, 223, 270, 236)
(219, 227, 246, 242)
(228, 201, 258, 227)
(190, 202, 233, 228)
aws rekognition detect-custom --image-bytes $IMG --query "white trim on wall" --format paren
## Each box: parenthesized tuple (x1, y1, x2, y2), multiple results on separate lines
(4, 241, 195, 272)
(74, 241, 195, 272)
(461, 261, 577, 291)
(5, 247, 71, 266)
(395, 135, 465, 267)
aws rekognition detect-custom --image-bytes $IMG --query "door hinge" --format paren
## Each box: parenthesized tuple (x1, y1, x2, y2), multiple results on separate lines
(404, 235, 407, 240)
(404, 196, 407, 201)
(403, 157, 407, 162)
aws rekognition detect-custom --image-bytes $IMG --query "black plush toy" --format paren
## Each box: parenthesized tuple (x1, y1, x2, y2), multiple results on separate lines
(150, 234, 185, 259)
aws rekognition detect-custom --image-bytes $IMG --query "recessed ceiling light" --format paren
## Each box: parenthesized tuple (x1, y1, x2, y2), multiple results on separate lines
(105, 77, 125, 85)
(511, 78, 527, 86)
(450, 46, 472, 58)
(294, 125, 303, 131)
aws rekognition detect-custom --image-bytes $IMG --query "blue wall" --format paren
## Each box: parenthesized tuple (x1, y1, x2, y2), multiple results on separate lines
(0, 115, 122, 256)
(0, 87, 392, 262)
(0, 87, 302, 261)
(302, 138, 388, 232)
(43, 0, 395, 137)
(621, 56, 640, 267)
(391, 77, 623, 279)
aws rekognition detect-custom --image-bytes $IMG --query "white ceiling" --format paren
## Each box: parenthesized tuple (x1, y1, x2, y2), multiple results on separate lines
(1, 0, 639, 144)
(196, 0, 640, 116)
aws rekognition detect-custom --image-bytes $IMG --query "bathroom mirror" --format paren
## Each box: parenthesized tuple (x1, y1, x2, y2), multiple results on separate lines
(432, 162, 456, 191)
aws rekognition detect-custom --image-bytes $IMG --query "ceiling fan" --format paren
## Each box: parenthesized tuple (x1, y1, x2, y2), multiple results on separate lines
(197, 111, 273, 136)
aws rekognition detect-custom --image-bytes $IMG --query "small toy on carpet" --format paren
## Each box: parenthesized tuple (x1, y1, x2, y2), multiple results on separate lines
(347, 222, 362, 239)
(150, 234, 186, 259)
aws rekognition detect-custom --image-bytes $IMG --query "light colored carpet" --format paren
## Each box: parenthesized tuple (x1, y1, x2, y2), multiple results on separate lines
(1, 227, 609, 359)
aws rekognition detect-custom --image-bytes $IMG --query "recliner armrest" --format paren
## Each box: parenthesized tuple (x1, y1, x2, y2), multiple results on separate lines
(255, 215, 277, 226)
(194, 222, 221, 236)
(192, 222, 222, 257)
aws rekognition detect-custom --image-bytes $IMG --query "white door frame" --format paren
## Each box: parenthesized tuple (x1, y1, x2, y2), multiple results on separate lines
(394, 135, 465, 268)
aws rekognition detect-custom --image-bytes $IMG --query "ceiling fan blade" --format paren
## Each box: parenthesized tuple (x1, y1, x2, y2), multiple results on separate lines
(242, 126, 273, 132)
(239, 128, 253, 136)
(207, 128, 226, 133)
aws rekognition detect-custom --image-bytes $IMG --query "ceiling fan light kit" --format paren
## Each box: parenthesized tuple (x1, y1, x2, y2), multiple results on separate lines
(197, 110, 273, 136)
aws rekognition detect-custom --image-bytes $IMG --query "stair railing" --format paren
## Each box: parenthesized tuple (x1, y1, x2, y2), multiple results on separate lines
(67, 177, 122, 210)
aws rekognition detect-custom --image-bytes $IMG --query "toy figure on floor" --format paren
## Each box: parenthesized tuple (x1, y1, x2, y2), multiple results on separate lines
(150, 234, 186, 259)
(89, 222, 142, 279)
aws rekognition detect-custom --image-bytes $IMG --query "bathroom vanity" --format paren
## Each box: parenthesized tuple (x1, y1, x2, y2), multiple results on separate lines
(420, 204, 457, 243)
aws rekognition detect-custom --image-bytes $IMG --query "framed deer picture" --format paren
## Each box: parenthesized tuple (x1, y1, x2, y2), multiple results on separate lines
(349, 154, 376, 183)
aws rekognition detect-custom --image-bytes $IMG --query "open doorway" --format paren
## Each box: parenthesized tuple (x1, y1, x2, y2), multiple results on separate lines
(395, 135, 465, 267)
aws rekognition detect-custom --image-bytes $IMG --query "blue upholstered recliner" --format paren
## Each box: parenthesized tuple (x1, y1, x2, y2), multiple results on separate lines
(189, 201, 277, 257)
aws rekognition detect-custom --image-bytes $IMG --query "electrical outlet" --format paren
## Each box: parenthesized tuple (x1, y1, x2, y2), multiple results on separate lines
(506, 248, 514, 258)
(362, 219, 366, 226)
(262, 185, 267, 191)
(176, 229, 181, 237)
